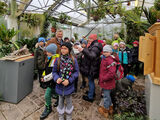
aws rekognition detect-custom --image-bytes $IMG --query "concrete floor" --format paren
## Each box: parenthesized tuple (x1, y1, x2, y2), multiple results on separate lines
(0, 79, 106, 120)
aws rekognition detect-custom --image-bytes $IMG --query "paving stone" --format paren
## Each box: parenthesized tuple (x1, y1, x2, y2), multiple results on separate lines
(0, 112, 6, 120)
(33, 98, 45, 108)
(17, 97, 38, 118)
(2, 105, 24, 120)
(28, 110, 41, 120)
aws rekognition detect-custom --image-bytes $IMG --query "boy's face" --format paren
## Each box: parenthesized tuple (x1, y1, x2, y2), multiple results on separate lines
(133, 44, 138, 47)
(113, 45, 118, 50)
(46, 52, 52, 56)
(61, 46, 69, 55)
(81, 43, 86, 48)
(39, 42, 44, 47)
(103, 51, 111, 57)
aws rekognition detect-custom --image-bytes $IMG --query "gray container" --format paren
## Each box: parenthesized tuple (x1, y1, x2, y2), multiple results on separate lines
(0, 57, 34, 103)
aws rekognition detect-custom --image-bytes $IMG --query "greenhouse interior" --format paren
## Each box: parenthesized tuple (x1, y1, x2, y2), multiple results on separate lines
(0, 0, 160, 120)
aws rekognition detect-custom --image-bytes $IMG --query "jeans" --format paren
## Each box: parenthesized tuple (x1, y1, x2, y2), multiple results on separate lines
(103, 89, 112, 109)
(88, 75, 95, 99)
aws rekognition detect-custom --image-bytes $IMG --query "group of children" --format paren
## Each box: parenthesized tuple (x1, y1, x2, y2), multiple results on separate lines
(34, 34, 139, 120)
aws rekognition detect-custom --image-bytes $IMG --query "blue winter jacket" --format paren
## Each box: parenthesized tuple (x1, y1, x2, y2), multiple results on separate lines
(52, 58, 79, 96)
(118, 47, 132, 64)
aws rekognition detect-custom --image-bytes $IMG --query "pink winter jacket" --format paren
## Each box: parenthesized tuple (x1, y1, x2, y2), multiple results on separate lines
(99, 55, 118, 90)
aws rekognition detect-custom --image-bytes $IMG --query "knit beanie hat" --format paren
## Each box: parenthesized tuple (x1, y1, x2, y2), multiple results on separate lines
(119, 41, 126, 45)
(103, 45, 113, 52)
(113, 43, 119, 47)
(82, 40, 87, 45)
(74, 42, 80, 46)
(126, 75, 135, 83)
(45, 43, 57, 55)
(38, 37, 45, 43)
(133, 41, 139, 45)
(61, 42, 72, 52)
(89, 34, 97, 40)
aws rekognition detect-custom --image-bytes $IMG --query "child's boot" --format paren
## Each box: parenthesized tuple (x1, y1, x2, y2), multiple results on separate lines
(40, 105, 52, 119)
(98, 106, 109, 119)
(58, 114, 64, 120)
(109, 105, 113, 115)
(66, 113, 72, 120)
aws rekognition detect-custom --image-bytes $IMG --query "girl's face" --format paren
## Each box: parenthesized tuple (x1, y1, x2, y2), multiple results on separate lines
(133, 44, 138, 47)
(61, 46, 69, 55)
(103, 51, 111, 57)
(46, 52, 52, 56)
(120, 44, 125, 48)
(113, 45, 118, 50)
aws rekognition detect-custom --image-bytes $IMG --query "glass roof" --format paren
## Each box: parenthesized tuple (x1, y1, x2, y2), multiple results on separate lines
(15, 0, 155, 28)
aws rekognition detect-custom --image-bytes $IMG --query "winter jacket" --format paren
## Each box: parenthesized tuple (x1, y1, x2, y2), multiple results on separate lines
(118, 47, 132, 65)
(99, 55, 118, 90)
(52, 58, 79, 96)
(34, 46, 47, 70)
(81, 40, 103, 78)
(41, 55, 59, 88)
(46, 37, 63, 54)
(131, 46, 139, 63)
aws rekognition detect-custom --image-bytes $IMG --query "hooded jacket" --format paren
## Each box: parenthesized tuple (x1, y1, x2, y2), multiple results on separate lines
(99, 55, 119, 90)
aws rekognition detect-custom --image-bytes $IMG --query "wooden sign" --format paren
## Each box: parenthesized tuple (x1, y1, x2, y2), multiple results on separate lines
(139, 36, 145, 62)
(143, 33, 155, 75)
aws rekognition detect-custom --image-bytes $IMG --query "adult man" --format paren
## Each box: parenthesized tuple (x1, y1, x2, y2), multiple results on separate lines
(112, 33, 123, 46)
(46, 30, 63, 54)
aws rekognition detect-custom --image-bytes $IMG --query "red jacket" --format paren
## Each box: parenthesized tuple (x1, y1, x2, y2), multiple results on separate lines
(99, 55, 118, 90)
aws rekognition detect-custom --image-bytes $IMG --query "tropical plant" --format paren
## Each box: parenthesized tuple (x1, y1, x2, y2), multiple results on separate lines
(59, 13, 71, 24)
(154, 0, 160, 11)
(16, 37, 38, 53)
(0, 24, 19, 56)
(0, 1, 8, 15)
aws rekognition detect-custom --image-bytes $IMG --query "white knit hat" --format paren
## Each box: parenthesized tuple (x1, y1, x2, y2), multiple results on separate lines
(119, 41, 126, 45)
(103, 45, 113, 52)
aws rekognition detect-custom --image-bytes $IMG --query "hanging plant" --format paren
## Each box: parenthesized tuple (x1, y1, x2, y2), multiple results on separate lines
(73, 33, 78, 41)
(0, 1, 8, 15)
(59, 13, 71, 24)
(90, 8, 106, 21)
(51, 21, 58, 33)
(18, 13, 45, 28)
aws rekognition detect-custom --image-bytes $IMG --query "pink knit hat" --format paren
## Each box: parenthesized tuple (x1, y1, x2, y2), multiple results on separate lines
(89, 34, 97, 40)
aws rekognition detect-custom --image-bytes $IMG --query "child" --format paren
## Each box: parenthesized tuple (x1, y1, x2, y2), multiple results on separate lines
(40, 43, 59, 119)
(118, 42, 132, 77)
(98, 45, 118, 119)
(52, 42, 79, 120)
(131, 41, 139, 76)
(34, 37, 47, 88)
(112, 43, 119, 55)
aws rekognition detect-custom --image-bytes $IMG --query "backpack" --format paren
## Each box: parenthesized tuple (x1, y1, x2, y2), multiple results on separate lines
(107, 61, 124, 81)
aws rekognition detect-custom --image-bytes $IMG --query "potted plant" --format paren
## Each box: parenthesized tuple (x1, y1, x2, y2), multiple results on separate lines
(0, 24, 19, 56)
(51, 21, 57, 33)
(59, 13, 71, 24)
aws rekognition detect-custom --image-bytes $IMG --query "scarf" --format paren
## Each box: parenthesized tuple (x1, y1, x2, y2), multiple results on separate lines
(60, 55, 74, 81)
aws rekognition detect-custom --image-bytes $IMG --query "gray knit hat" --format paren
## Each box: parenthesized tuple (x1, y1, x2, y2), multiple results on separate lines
(103, 45, 113, 52)
(45, 43, 57, 54)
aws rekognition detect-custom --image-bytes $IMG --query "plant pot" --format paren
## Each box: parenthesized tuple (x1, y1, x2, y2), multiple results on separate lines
(51, 27, 56, 33)
(93, 16, 100, 21)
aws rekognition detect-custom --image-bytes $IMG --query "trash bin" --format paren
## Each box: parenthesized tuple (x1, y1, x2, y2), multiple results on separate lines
(0, 56, 34, 103)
